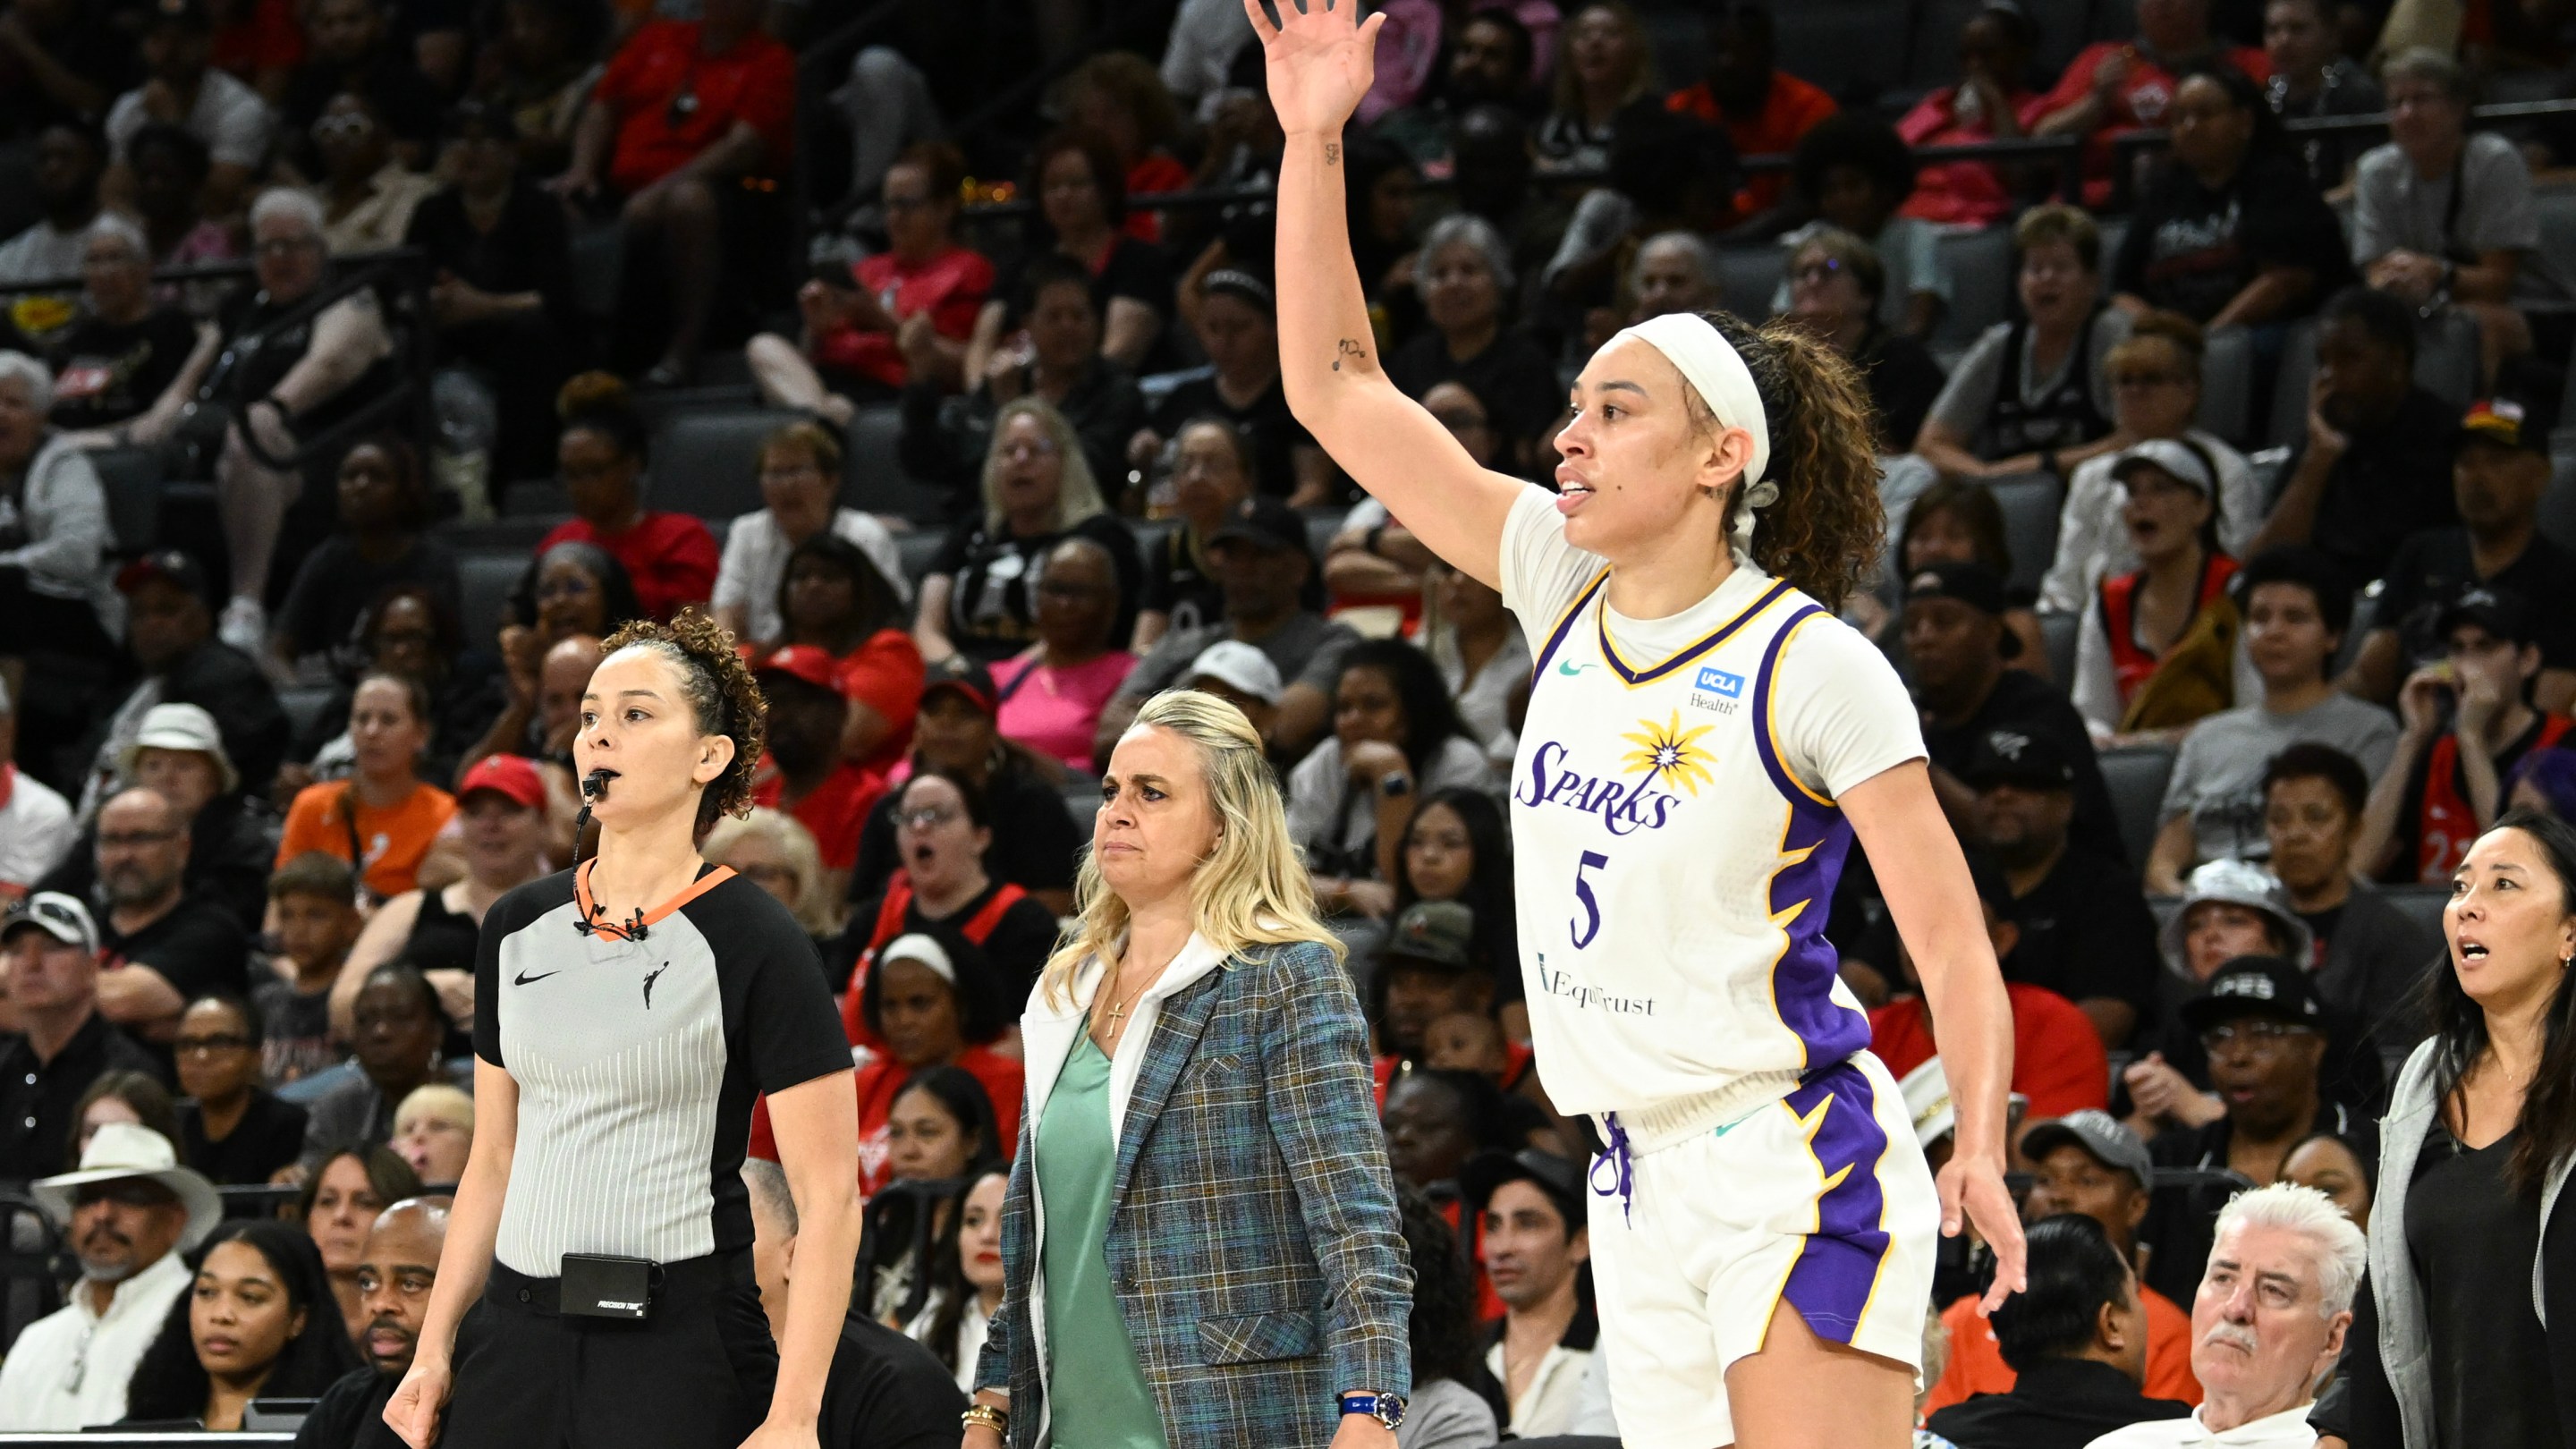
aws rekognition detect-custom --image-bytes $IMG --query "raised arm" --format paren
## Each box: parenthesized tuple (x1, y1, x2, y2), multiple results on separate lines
(1254, 0, 1525, 590)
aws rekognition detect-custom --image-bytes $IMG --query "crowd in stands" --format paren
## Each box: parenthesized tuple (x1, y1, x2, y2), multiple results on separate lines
(0, 0, 2574, 1439)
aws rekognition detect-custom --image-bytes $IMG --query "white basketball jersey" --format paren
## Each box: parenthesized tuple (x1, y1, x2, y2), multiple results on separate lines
(1497, 489, 1927, 1115)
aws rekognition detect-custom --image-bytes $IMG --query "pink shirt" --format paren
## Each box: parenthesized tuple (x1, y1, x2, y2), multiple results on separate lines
(991, 650, 1136, 772)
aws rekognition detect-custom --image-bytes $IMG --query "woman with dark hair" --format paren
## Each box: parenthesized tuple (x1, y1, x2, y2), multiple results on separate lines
(281, 582, 480, 795)
(1060, 53, 1191, 243)
(1775, 113, 1948, 339)
(1340, 136, 1420, 320)
(1132, 416, 1255, 649)
(1392, 1186, 1504, 1449)
(855, 1065, 1008, 1326)
(838, 767, 1063, 1006)
(769, 530, 925, 778)
(69, 1071, 185, 1167)
(1782, 227, 1948, 451)
(271, 434, 458, 678)
(532, 374, 719, 623)
(2072, 439, 2240, 741)
(123, 1220, 362, 1428)
(1295, 639, 1496, 915)
(172, 995, 309, 1186)
(507, 539, 644, 652)
(1861, 477, 2046, 668)
(904, 1167, 1006, 1391)
(2282, 1129, 2377, 1228)
(964, 129, 1172, 374)
(1394, 787, 1526, 1041)
(300, 1145, 423, 1346)
(2314, 809, 2576, 1448)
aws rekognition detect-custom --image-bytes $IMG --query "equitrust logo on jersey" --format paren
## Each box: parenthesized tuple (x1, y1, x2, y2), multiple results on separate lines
(1690, 665, 1745, 715)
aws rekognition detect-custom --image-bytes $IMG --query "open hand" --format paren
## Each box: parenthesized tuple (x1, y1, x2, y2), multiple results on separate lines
(1940, 1153, 2027, 1317)
(1244, 0, 1387, 139)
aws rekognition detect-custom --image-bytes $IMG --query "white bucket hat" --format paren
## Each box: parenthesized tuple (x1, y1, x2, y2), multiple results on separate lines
(118, 702, 241, 797)
(32, 1122, 224, 1250)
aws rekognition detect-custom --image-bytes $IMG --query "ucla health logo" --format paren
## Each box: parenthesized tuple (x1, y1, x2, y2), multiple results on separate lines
(1690, 665, 1745, 715)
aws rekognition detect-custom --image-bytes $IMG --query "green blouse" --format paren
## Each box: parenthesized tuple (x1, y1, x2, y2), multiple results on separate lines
(1037, 1033, 1170, 1448)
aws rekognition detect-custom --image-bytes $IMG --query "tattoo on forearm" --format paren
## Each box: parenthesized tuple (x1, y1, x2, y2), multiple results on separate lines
(1333, 338, 1366, 371)
(1323, 141, 1339, 165)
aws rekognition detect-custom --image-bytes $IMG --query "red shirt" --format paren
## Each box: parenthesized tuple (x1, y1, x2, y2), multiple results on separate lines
(748, 1043, 1025, 1196)
(1868, 983, 2108, 1121)
(834, 628, 926, 776)
(538, 512, 719, 623)
(812, 246, 995, 390)
(752, 759, 886, 872)
(595, 21, 798, 194)
(211, 0, 302, 80)
(1122, 153, 1192, 243)
(1925, 1285, 2202, 1413)
(1665, 72, 1838, 224)
(2023, 42, 2271, 206)
(1894, 85, 2037, 228)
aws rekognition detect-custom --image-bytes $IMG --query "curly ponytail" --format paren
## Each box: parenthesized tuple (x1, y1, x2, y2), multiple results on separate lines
(1692, 310, 1887, 613)
(600, 609, 767, 835)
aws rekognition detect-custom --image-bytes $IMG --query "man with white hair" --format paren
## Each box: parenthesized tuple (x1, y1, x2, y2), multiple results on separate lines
(46, 216, 216, 436)
(1629, 232, 1721, 323)
(0, 677, 78, 902)
(2084, 1182, 2363, 1447)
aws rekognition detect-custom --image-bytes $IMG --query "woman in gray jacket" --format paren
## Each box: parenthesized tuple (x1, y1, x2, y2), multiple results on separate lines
(2316, 807, 2576, 1448)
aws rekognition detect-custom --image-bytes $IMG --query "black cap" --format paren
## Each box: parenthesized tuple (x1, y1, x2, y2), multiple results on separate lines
(1962, 727, 2078, 792)
(2458, 391, 2557, 455)
(919, 655, 999, 716)
(2178, 954, 2326, 1034)
(114, 550, 211, 603)
(1207, 496, 1312, 559)
(1459, 1148, 1585, 1225)
(2437, 584, 2539, 648)
(1903, 562, 2022, 658)
(145, 0, 214, 32)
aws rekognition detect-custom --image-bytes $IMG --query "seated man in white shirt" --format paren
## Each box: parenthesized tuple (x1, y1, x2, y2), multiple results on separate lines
(0, 1121, 221, 1428)
(2085, 1182, 2363, 1448)
(1465, 1148, 1595, 1438)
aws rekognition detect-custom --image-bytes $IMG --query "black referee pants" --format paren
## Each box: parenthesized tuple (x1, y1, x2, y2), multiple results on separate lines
(440, 1251, 777, 1448)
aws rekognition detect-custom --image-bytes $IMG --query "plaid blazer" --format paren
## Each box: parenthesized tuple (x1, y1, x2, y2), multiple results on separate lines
(975, 937, 1412, 1447)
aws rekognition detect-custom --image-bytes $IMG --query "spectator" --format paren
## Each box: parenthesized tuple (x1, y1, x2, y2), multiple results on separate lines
(1388, 215, 1564, 476)
(471, 0, 604, 179)
(902, 255, 1144, 508)
(1394, 785, 1524, 1034)
(1664, 2, 1837, 228)
(271, 435, 460, 679)
(2089, 1182, 2362, 1447)
(840, 768, 1061, 1009)
(989, 536, 1132, 774)
(275, 674, 457, 902)
(967, 130, 1171, 375)
(2247, 286, 2461, 586)
(1626, 230, 1722, 323)
(758, 533, 923, 778)
(1908, 562, 2129, 862)
(2071, 440, 2241, 741)
(1391, 1186, 1504, 1449)
(2144, 547, 2398, 889)
(402, 98, 577, 485)
(0, 352, 120, 757)
(2349, 389, 2576, 714)
(748, 142, 991, 426)
(204, 0, 300, 102)
(305, 92, 437, 256)
(1784, 228, 1946, 451)
(0, 122, 106, 292)
(172, 994, 304, 1184)
(1895, 2, 2043, 230)
(552, 0, 792, 385)
(72, 561, 284, 823)
(1865, 846, 2112, 1112)
(1865, 478, 2049, 668)
(1135, 264, 1333, 507)
(2353, 49, 2569, 388)
(703, 807, 847, 960)
(1532, 1, 1649, 174)
(1448, 104, 1574, 292)
(126, 125, 237, 294)
(1924, 1215, 2191, 1448)
(332, 751, 548, 1039)
(0, 0, 140, 143)
(1383, 1065, 1524, 1195)
(1062, 53, 1191, 242)
(274, 584, 479, 796)
(123, 1218, 360, 1427)
(708, 423, 905, 648)
(2027, 0, 2268, 208)
(535, 376, 720, 623)
(1375, 6, 1543, 163)
(2261, 0, 2380, 192)
(0, 1121, 218, 1428)
(855, 1067, 1004, 1323)
(749, 647, 881, 888)
(386, 1082, 468, 1185)
(68, 1072, 183, 1165)
(2509, 746, 2576, 819)
(845, 657, 1082, 915)
(915, 396, 1140, 667)
(0, 894, 165, 1180)
(297, 1147, 419, 1339)
(2039, 313, 2260, 616)
(1136, 416, 1254, 648)
(1465, 1149, 1593, 1436)
(101, 0, 271, 221)
(2129, 860, 2318, 1123)
(275, 0, 440, 176)
(47, 703, 275, 942)
(1533, 109, 1737, 353)
(1295, 639, 1497, 912)
(2357, 587, 2572, 885)
(89, 785, 252, 1043)
(298, 966, 460, 1165)
(2261, 744, 2437, 1033)
(2276, 1131, 2371, 1228)
(2109, 65, 2350, 329)
(1326, 382, 1496, 611)
(1371, 902, 1502, 1082)
(1425, 561, 1531, 771)
(478, 553, 634, 775)
(903, 1169, 1007, 1393)
(809, 933, 1020, 1197)
(1774, 114, 1953, 339)
(41, 217, 212, 435)
(1177, 639, 1285, 747)
(292, 1197, 447, 1449)
(254, 852, 360, 1086)
(0, 678, 77, 897)
(1926, 1112, 2203, 1416)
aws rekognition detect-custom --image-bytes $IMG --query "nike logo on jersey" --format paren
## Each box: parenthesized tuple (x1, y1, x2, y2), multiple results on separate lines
(642, 962, 672, 1009)
(1555, 658, 1595, 676)
(513, 970, 562, 986)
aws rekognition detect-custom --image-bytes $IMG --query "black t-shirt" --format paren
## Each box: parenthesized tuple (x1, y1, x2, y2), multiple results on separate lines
(0, 1012, 166, 1179)
(929, 512, 1141, 664)
(41, 308, 200, 430)
(2113, 148, 2354, 324)
(275, 534, 463, 661)
(2296, 386, 2462, 586)
(99, 895, 251, 1004)
(1139, 524, 1221, 634)
(178, 1089, 309, 1185)
(1921, 670, 2129, 863)
(843, 877, 1060, 1010)
(1147, 373, 1318, 502)
(2001, 845, 2162, 1013)
(817, 1311, 968, 1449)
(292, 1365, 401, 1449)
(1854, 326, 1948, 453)
(476, 864, 850, 1273)
(2405, 1122, 2562, 1449)
(1384, 327, 1563, 463)
(848, 762, 1080, 909)
(2373, 526, 2576, 676)
(997, 236, 1173, 328)
(2140, 1098, 2356, 1306)
(1923, 1359, 2192, 1449)
(402, 182, 575, 326)
(254, 976, 341, 1087)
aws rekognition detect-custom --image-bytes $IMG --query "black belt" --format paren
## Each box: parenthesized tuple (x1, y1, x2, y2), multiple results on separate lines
(487, 1250, 749, 1320)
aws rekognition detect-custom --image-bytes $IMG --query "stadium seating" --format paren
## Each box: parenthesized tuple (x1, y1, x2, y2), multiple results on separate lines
(459, 552, 527, 647)
(2197, 326, 2254, 446)
(277, 685, 335, 744)
(1772, 0, 1911, 107)
(650, 407, 800, 521)
(1934, 225, 2016, 356)
(88, 445, 165, 557)
(1717, 246, 1789, 325)
(2041, 607, 2080, 686)
(2267, 317, 2320, 450)
(2542, 453, 2576, 554)
(1987, 471, 2063, 592)
(844, 402, 951, 522)
(2379, 884, 2450, 945)
(2099, 742, 2177, 870)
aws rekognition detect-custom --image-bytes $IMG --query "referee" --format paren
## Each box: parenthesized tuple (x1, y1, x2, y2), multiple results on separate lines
(386, 614, 860, 1449)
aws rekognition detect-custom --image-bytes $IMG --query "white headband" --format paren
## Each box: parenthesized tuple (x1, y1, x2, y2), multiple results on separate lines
(1609, 312, 1776, 552)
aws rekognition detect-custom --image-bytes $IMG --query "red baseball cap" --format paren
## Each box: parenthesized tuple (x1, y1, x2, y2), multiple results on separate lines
(756, 645, 842, 694)
(456, 753, 546, 810)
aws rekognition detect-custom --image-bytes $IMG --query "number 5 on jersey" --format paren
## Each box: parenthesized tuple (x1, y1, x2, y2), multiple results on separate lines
(1570, 851, 1609, 948)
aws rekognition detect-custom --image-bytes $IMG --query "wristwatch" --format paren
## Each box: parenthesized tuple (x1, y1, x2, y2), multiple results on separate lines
(1339, 1391, 1406, 1429)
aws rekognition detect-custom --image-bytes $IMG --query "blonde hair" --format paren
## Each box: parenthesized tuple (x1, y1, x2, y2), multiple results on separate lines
(702, 806, 846, 936)
(981, 396, 1108, 533)
(1038, 691, 1342, 1006)
(394, 1083, 474, 1135)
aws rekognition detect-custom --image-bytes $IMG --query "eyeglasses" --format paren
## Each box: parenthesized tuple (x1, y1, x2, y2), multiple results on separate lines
(353, 1267, 436, 1298)
(897, 805, 961, 830)
(2111, 370, 2188, 389)
(996, 439, 1060, 461)
(1790, 258, 1846, 284)
(254, 236, 321, 258)
(174, 1034, 256, 1055)
(98, 830, 179, 848)
(759, 462, 824, 482)
(2199, 1019, 2316, 1055)
(311, 113, 376, 141)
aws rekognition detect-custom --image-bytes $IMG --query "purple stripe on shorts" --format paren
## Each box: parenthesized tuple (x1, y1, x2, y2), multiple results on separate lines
(1777, 1060, 1894, 1344)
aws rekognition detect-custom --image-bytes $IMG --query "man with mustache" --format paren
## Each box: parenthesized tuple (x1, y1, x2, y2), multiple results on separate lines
(2081, 1182, 2361, 1447)
(294, 1197, 449, 1449)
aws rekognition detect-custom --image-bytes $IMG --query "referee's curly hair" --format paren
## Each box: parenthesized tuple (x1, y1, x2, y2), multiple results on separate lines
(601, 609, 767, 835)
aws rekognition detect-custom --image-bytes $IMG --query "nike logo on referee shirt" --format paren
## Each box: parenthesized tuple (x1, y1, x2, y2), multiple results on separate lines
(513, 969, 562, 986)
